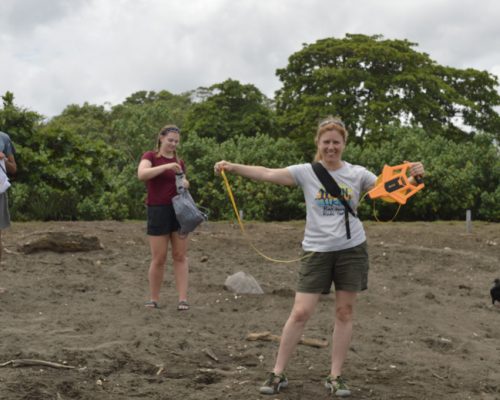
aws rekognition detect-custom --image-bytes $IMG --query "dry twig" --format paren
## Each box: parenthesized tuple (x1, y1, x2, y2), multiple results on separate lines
(0, 359, 76, 369)
(246, 331, 328, 348)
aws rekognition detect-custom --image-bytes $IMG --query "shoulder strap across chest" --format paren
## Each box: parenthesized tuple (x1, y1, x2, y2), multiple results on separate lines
(311, 162, 357, 239)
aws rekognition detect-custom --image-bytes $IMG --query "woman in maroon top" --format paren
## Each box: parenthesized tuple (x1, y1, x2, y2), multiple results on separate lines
(137, 124, 190, 311)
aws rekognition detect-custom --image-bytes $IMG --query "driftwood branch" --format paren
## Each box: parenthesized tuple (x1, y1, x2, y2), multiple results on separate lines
(18, 231, 103, 254)
(0, 359, 76, 369)
(246, 331, 328, 348)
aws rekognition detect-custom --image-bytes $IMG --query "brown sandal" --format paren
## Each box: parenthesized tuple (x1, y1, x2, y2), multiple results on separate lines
(177, 300, 190, 311)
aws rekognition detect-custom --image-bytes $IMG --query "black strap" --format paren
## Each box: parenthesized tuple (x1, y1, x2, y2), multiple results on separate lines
(311, 162, 356, 239)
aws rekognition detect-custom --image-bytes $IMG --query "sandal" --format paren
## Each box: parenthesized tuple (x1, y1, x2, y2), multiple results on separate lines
(259, 372, 288, 395)
(325, 375, 351, 397)
(144, 300, 159, 309)
(177, 300, 190, 311)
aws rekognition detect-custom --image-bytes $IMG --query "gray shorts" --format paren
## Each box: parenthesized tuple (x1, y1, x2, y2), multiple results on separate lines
(297, 241, 369, 294)
(0, 193, 11, 230)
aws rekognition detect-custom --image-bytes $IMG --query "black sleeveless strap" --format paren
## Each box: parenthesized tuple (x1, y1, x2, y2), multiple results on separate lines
(311, 162, 357, 239)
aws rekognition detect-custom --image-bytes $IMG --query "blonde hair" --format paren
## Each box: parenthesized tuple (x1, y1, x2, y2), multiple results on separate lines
(155, 124, 180, 161)
(313, 116, 348, 162)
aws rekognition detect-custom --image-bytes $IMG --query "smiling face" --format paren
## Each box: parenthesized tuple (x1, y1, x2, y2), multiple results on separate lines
(159, 131, 180, 156)
(316, 128, 346, 167)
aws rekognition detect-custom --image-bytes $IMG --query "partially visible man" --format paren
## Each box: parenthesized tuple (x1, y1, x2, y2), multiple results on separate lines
(0, 130, 16, 267)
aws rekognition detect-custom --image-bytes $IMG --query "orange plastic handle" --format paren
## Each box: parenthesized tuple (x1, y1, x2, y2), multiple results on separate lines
(367, 163, 424, 205)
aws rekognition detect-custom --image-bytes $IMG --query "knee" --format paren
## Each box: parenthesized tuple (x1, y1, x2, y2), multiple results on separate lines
(290, 307, 313, 325)
(335, 304, 354, 323)
(151, 255, 167, 268)
(172, 250, 187, 264)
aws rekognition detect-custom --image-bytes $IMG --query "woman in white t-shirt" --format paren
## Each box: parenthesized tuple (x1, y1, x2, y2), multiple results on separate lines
(214, 117, 424, 397)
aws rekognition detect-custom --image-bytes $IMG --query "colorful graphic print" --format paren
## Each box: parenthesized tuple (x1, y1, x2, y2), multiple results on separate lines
(314, 185, 353, 216)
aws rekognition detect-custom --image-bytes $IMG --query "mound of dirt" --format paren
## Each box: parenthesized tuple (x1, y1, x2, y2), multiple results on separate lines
(1, 220, 499, 399)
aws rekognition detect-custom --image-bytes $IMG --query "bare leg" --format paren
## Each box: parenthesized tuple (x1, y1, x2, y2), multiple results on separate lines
(171, 232, 189, 303)
(273, 292, 320, 374)
(147, 235, 169, 303)
(330, 290, 357, 377)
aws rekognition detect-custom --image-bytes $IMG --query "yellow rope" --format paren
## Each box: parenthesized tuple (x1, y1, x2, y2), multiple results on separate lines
(359, 192, 402, 223)
(372, 201, 402, 223)
(219, 171, 403, 262)
(220, 170, 311, 264)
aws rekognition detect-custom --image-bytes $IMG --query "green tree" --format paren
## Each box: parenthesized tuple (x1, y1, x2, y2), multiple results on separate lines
(110, 90, 192, 162)
(180, 132, 305, 221)
(0, 92, 45, 216)
(12, 121, 121, 220)
(275, 34, 500, 154)
(45, 103, 112, 143)
(183, 79, 277, 142)
(120, 90, 192, 126)
(0, 91, 45, 159)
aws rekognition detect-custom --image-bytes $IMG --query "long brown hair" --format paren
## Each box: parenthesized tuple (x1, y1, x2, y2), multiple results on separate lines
(313, 116, 348, 162)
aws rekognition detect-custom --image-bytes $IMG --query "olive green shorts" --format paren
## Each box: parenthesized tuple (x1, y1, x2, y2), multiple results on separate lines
(297, 241, 369, 294)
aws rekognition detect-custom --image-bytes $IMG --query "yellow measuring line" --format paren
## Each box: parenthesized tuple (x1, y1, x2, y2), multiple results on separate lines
(359, 190, 402, 223)
(220, 170, 310, 264)
(220, 170, 399, 261)
(372, 201, 402, 223)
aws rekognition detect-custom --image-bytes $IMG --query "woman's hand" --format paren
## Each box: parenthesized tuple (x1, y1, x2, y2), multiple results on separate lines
(405, 161, 425, 184)
(167, 162, 183, 173)
(408, 162, 424, 178)
(214, 160, 232, 175)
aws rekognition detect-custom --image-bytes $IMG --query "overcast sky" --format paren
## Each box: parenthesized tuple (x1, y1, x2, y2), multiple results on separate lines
(1, 0, 499, 118)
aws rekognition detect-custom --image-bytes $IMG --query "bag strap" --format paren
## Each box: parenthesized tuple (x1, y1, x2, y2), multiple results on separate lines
(311, 162, 356, 239)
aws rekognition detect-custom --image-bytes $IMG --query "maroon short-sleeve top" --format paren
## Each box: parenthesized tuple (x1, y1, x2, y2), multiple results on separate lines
(141, 151, 186, 205)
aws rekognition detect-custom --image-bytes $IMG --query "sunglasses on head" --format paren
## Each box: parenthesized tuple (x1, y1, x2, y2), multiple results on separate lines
(161, 127, 180, 135)
(319, 119, 345, 128)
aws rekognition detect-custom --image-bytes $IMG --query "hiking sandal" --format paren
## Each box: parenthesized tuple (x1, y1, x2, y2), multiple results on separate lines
(259, 372, 288, 395)
(325, 375, 351, 397)
(177, 300, 190, 311)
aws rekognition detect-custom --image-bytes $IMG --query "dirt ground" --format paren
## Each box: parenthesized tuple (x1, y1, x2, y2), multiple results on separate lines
(0, 219, 499, 400)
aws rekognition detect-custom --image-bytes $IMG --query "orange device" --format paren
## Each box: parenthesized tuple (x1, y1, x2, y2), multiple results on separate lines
(367, 163, 424, 205)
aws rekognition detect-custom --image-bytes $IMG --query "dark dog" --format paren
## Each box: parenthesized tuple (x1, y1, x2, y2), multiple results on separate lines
(491, 278, 500, 307)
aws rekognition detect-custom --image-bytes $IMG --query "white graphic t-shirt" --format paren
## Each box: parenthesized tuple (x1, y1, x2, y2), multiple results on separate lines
(287, 162, 377, 252)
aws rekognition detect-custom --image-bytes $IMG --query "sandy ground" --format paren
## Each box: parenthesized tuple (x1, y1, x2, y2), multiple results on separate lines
(0, 219, 499, 400)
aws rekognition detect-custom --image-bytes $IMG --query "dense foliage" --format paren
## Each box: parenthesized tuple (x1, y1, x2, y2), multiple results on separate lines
(183, 79, 278, 142)
(275, 34, 500, 153)
(1, 34, 499, 222)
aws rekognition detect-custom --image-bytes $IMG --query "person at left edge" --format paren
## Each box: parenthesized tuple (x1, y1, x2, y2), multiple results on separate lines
(0, 130, 17, 266)
(137, 124, 190, 311)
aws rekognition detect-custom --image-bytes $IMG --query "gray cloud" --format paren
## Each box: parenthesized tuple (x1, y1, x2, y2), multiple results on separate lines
(1, 0, 499, 117)
(0, 0, 87, 36)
